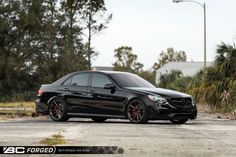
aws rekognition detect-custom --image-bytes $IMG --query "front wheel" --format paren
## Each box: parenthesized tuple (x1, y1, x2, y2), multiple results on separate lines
(170, 119, 188, 124)
(48, 97, 69, 122)
(127, 99, 148, 124)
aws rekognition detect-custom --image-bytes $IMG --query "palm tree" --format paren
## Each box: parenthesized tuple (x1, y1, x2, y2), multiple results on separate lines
(188, 42, 236, 112)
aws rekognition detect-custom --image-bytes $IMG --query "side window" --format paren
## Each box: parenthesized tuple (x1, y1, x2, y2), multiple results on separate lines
(92, 74, 112, 88)
(63, 78, 72, 86)
(71, 73, 90, 86)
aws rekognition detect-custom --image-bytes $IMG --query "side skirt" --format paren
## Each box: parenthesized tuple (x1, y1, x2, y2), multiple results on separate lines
(67, 112, 126, 119)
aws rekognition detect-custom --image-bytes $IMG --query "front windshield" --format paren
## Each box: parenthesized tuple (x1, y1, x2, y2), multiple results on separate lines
(109, 73, 155, 88)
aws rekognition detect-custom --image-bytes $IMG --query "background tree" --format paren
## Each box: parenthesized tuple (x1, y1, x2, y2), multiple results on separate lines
(0, 0, 44, 101)
(81, 0, 112, 70)
(158, 70, 192, 92)
(153, 47, 187, 71)
(56, 0, 87, 77)
(113, 46, 143, 73)
(138, 70, 156, 85)
(31, 0, 60, 84)
(112, 46, 156, 85)
(0, 0, 111, 102)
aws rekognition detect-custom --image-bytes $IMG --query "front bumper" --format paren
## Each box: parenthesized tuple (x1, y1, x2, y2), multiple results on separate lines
(148, 103, 197, 120)
(155, 109, 197, 120)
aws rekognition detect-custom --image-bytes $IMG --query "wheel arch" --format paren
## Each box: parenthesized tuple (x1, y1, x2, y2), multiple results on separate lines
(47, 95, 59, 105)
(47, 95, 66, 110)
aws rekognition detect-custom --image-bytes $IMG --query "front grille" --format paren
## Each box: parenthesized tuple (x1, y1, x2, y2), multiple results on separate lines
(168, 97, 192, 109)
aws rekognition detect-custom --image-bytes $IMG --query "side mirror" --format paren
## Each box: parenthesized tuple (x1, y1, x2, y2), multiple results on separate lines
(104, 84, 116, 90)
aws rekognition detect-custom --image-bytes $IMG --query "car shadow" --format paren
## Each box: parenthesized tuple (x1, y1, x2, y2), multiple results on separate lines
(2, 116, 199, 125)
(67, 119, 199, 125)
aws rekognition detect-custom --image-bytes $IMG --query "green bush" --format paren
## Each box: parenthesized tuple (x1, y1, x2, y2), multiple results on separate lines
(0, 91, 35, 102)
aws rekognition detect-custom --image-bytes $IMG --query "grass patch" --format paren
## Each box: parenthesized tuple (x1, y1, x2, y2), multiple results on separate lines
(0, 110, 33, 119)
(39, 133, 65, 146)
(0, 102, 35, 120)
(0, 102, 35, 108)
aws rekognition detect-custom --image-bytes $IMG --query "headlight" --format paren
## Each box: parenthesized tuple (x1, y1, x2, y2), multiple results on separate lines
(147, 95, 168, 104)
(191, 97, 195, 106)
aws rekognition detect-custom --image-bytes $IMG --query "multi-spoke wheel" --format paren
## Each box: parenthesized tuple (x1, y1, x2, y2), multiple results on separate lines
(127, 99, 148, 124)
(170, 119, 188, 124)
(48, 97, 69, 121)
(91, 117, 107, 122)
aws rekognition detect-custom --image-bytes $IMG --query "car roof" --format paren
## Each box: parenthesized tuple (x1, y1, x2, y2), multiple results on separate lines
(97, 71, 131, 74)
(72, 70, 131, 75)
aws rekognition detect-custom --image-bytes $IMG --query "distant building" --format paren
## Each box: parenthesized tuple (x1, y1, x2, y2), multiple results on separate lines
(155, 62, 212, 84)
(92, 66, 113, 71)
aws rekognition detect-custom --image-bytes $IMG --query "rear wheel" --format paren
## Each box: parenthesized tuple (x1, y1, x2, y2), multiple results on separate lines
(170, 119, 188, 124)
(48, 97, 69, 122)
(91, 117, 107, 122)
(127, 99, 148, 124)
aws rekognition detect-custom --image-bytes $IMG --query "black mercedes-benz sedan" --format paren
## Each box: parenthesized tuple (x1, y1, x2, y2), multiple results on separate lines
(35, 71, 197, 124)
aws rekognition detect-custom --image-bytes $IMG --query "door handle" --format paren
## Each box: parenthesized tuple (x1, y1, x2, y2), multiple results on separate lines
(88, 90, 95, 94)
(89, 90, 98, 97)
(64, 88, 70, 91)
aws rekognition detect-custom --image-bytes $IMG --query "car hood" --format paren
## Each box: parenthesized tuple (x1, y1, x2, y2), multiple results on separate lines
(124, 87, 191, 98)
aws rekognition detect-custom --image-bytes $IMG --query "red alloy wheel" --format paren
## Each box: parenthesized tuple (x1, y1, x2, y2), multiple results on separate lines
(127, 100, 146, 123)
(49, 100, 64, 120)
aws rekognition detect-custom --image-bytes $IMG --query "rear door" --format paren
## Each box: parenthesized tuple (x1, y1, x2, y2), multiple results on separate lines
(88, 73, 125, 116)
(61, 73, 91, 114)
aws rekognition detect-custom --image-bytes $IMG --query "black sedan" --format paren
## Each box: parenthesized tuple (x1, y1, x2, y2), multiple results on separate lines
(35, 71, 197, 124)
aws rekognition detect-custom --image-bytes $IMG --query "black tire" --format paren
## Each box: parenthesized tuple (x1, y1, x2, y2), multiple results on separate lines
(91, 117, 107, 122)
(126, 99, 149, 124)
(48, 97, 69, 122)
(170, 119, 188, 124)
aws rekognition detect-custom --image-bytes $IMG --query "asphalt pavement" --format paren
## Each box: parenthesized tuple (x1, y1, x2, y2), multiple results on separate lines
(0, 112, 236, 157)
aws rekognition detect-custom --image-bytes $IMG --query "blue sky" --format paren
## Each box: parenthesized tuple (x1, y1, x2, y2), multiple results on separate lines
(92, 0, 236, 69)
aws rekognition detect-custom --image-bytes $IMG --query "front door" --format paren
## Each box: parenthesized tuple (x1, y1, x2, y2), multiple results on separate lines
(88, 73, 125, 116)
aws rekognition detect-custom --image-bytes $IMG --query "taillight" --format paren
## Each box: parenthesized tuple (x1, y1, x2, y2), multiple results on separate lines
(37, 89, 44, 96)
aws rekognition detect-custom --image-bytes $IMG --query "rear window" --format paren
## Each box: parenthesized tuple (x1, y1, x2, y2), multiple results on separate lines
(63, 78, 72, 86)
(71, 73, 90, 86)
(62, 73, 90, 86)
